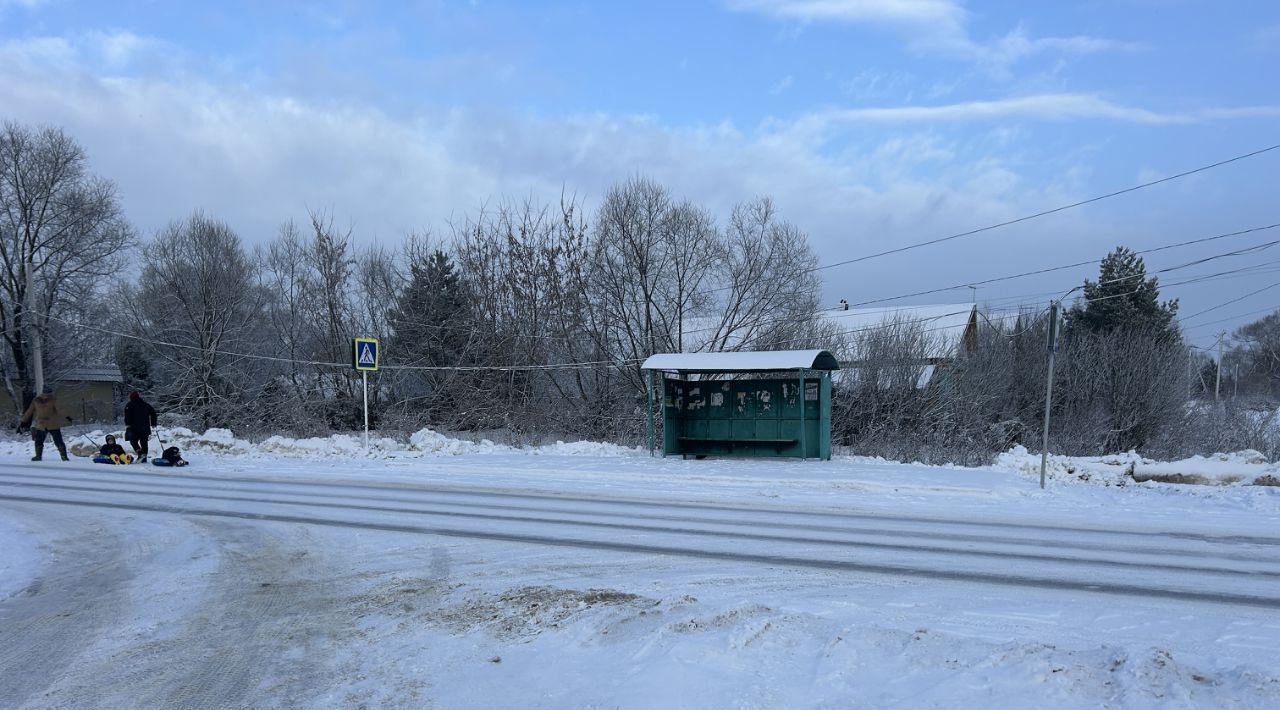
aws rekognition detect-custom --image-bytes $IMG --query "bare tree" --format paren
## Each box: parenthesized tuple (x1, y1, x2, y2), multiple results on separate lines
(260, 221, 309, 392)
(129, 212, 262, 428)
(1227, 311, 1280, 399)
(1053, 327, 1188, 453)
(653, 201, 718, 352)
(831, 315, 944, 459)
(0, 121, 132, 412)
(591, 177, 681, 379)
(448, 196, 616, 437)
(701, 197, 820, 352)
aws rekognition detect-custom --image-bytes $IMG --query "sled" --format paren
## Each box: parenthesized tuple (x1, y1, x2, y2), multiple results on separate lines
(152, 458, 189, 467)
(92, 455, 134, 465)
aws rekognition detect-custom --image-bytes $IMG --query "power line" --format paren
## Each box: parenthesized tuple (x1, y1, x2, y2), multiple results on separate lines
(54, 255, 1272, 372)
(751, 307, 1041, 352)
(602, 145, 1280, 310)
(810, 143, 1280, 274)
(1179, 282, 1280, 323)
(1182, 304, 1280, 332)
(678, 236, 1280, 347)
(37, 229, 1280, 372)
(39, 311, 644, 373)
(846, 222, 1280, 309)
(1059, 238, 1280, 300)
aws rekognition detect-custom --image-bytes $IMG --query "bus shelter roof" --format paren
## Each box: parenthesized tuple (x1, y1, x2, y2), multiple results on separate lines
(640, 349, 839, 373)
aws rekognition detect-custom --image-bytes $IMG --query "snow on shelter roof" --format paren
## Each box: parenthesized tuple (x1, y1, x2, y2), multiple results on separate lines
(641, 349, 840, 373)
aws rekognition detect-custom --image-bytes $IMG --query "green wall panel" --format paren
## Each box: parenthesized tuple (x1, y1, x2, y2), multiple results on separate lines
(661, 372, 833, 460)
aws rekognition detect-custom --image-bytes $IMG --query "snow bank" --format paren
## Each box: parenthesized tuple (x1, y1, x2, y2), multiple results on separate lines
(58, 426, 638, 461)
(408, 428, 505, 456)
(993, 445, 1280, 487)
(27, 424, 1277, 488)
(532, 440, 643, 457)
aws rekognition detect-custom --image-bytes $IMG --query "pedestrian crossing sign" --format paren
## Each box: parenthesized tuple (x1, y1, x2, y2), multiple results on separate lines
(352, 338, 379, 372)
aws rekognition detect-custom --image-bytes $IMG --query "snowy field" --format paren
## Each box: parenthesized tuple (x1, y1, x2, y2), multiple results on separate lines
(1, 428, 1279, 708)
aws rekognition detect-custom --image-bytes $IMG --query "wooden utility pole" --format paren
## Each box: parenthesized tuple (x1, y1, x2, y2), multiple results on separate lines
(1215, 332, 1225, 402)
(1039, 301, 1060, 490)
(25, 254, 43, 396)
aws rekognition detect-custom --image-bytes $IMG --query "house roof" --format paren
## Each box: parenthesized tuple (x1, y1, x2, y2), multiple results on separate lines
(56, 366, 123, 383)
(641, 349, 840, 372)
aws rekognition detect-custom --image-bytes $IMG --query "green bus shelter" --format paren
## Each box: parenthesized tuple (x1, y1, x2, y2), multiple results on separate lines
(641, 349, 840, 460)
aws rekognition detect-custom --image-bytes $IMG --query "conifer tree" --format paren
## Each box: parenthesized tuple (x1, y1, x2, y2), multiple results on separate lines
(388, 250, 469, 366)
(1067, 246, 1179, 337)
(387, 249, 475, 420)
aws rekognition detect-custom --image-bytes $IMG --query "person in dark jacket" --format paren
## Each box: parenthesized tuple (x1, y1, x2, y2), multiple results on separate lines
(18, 387, 72, 461)
(124, 391, 158, 462)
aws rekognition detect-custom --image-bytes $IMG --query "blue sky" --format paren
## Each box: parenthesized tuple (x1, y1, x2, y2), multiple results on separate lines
(2, 0, 1278, 347)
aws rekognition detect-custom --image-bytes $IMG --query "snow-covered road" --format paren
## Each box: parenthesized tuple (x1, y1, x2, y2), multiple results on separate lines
(2, 450, 1279, 707)
(3, 464, 1279, 610)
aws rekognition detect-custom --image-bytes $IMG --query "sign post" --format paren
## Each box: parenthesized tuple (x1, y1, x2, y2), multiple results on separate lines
(352, 338, 380, 449)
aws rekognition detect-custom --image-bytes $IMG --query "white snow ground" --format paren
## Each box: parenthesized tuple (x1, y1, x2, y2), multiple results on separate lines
(1, 428, 1279, 708)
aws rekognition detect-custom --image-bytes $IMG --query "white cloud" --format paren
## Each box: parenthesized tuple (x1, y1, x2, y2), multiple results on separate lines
(0, 33, 1078, 300)
(0, 31, 183, 72)
(725, 0, 1139, 72)
(840, 68, 916, 100)
(808, 94, 1191, 126)
(726, 0, 967, 36)
(91, 30, 170, 67)
(769, 74, 794, 95)
(0, 31, 1268, 312)
(974, 27, 1144, 74)
(776, 94, 1280, 138)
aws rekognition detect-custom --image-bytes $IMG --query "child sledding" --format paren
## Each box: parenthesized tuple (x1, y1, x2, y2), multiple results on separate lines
(92, 434, 135, 465)
(89, 435, 187, 467)
(151, 445, 188, 467)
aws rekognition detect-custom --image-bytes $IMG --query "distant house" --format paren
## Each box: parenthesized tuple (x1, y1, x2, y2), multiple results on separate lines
(821, 304, 979, 388)
(1, 366, 124, 423)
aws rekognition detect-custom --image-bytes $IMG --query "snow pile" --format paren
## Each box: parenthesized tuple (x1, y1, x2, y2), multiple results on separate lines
(993, 446, 1139, 486)
(256, 433, 403, 458)
(56, 425, 642, 461)
(164, 427, 254, 455)
(1137, 450, 1272, 484)
(993, 445, 1280, 486)
(409, 428, 505, 456)
(532, 440, 643, 457)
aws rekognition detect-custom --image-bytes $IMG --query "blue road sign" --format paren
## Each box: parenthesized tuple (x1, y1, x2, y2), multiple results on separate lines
(352, 338, 379, 372)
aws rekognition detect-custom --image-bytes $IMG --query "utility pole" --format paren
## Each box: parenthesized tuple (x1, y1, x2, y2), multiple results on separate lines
(1215, 332, 1225, 402)
(1185, 346, 1194, 398)
(25, 253, 43, 397)
(1039, 301, 1060, 490)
